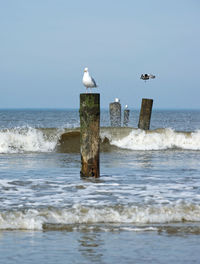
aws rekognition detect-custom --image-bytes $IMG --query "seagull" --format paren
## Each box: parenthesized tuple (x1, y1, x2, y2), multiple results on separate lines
(140, 73, 156, 81)
(82, 67, 98, 93)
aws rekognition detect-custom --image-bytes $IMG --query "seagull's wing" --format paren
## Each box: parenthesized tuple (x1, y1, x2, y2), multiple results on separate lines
(92, 77, 98, 87)
(149, 74, 156, 79)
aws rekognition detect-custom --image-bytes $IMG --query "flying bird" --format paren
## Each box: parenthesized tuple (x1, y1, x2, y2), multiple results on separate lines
(140, 74, 156, 81)
(82, 67, 98, 93)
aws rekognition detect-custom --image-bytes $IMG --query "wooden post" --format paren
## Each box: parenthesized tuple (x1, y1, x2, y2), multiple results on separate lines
(80, 93, 100, 178)
(109, 99, 121, 127)
(138, 98, 153, 130)
(123, 109, 130, 127)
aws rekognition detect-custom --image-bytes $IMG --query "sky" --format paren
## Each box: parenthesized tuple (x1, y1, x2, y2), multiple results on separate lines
(0, 0, 200, 109)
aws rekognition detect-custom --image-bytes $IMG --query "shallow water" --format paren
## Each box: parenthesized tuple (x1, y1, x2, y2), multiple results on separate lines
(1, 229, 200, 264)
(0, 109, 200, 263)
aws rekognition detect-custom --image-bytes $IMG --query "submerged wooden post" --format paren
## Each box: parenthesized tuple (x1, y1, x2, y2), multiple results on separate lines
(123, 106, 130, 127)
(109, 98, 121, 127)
(138, 98, 153, 130)
(80, 93, 100, 178)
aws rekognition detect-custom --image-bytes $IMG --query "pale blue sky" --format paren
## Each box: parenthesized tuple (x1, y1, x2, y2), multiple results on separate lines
(0, 0, 200, 109)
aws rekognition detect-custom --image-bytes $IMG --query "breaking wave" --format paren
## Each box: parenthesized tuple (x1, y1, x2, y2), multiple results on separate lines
(0, 127, 200, 154)
(0, 127, 61, 153)
(111, 128, 200, 150)
(0, 203, 200, 230)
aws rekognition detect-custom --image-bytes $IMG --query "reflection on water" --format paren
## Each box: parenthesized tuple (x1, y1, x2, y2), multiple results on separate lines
(79, 232, 104, 263)
(136, 152, 154, 169)
(1, 226, 200, 264)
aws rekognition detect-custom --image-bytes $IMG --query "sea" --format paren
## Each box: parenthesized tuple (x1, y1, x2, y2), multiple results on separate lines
(0, 108, 200, 264)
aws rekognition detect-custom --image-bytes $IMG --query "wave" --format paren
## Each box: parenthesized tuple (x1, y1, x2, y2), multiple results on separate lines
(0, 127, 200, 154)
(0, 203, 200, 230)
(0, 127, 61, 153)
(111, 128, 200, 151)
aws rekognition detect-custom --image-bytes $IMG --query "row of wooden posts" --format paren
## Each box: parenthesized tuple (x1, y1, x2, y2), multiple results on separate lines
(109, 99, 130, 127)
(109, 98, 153, 129)
(80, 93, 153, 178)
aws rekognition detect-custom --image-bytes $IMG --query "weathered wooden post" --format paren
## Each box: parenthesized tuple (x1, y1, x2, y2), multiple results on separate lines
(80, 93, 100, 178)
(123, 105, 130, 127)
(109, 98, 121, 127)
(138, 98, 153, 130)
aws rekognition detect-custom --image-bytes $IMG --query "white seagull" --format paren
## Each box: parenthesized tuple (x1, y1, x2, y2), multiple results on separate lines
(82, 67, 98, 93)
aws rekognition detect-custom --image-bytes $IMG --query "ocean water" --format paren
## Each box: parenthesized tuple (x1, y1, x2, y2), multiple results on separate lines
(0, 109, 200, 264)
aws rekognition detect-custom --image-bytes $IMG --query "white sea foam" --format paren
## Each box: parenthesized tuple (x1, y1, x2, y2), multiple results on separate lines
(1, 127, 200, 153)
(111, 128, 200, 150)
(0, 127, 59, 153)
(0, 203, 200, 230)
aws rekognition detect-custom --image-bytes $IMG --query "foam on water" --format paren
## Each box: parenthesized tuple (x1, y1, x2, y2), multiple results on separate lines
(1, 175, 200, 211)
(111, 128, 200, 150)
(0, 203, 200, 230)
(0, 127, 59, 153)
(1, 127, 200, 153)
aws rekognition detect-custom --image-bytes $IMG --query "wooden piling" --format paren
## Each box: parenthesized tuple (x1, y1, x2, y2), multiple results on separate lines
(109, 100, 121, 127)
(80, 93, 100, 178)
(123, 109, 130, 127)
(138, 98, 153, 130)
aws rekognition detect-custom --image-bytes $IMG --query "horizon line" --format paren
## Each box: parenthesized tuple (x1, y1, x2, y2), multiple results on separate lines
(0, 107, 199, 111)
